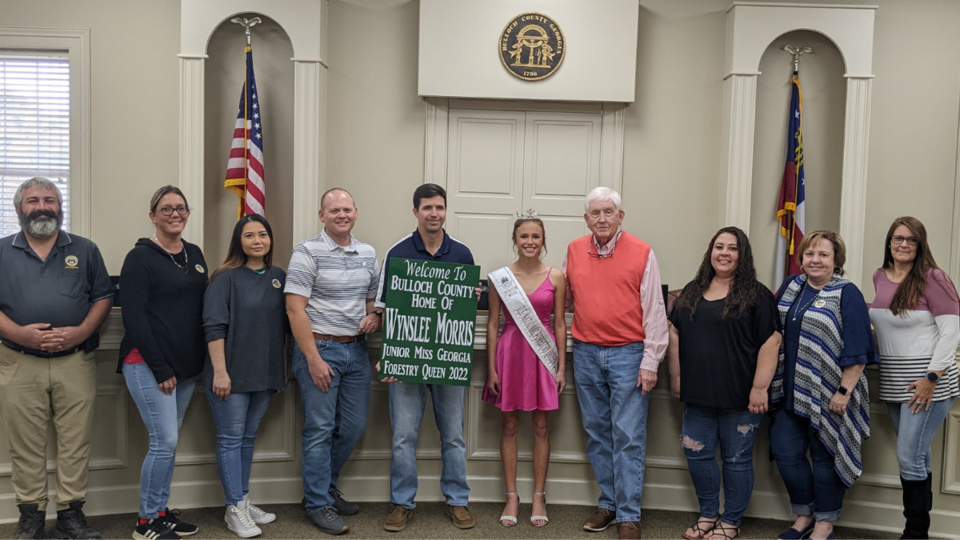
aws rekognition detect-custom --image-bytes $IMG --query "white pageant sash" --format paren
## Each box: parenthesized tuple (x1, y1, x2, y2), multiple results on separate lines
(489, 267, 559, 378)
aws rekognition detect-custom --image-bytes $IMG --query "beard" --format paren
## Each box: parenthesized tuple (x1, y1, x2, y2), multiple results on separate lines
(19, 209, 62, 238)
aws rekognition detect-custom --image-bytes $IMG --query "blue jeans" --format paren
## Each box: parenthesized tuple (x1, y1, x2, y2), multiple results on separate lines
(292, 338, 371, 512)
(573, 340, 648, 523)
(681, 405, 762, 527)
(887, 398, 955, 481)
(206, 389, 274, 506)
(389, 381, 469, 508)
(123, 362, 196, 519)
(769, 408, 845, 522)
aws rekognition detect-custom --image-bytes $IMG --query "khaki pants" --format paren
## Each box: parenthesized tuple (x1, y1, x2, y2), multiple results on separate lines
(0, 345, 96, 510)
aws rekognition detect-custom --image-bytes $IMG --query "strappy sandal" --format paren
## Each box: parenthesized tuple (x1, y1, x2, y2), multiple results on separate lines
(530, 491, 549, 527)
(683, 516, 719, 539)
(707, 521, 740, 540)
(499, 492, 518, 527)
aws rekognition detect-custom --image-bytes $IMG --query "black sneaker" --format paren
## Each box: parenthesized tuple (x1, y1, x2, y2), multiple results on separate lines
(133, 519, 179, 540)
(159, 509, 198, 537)
(15, 504, 45, 539)
(331, 491, 358, 516)
(54, 501, 101, 539)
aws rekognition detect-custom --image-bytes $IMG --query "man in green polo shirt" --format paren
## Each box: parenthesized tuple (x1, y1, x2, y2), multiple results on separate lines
(0, 178, 113, 539)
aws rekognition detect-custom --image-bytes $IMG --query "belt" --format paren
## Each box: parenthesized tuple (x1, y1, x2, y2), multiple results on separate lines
(312, 333, 363, 343)
(2, 341, 82, 359)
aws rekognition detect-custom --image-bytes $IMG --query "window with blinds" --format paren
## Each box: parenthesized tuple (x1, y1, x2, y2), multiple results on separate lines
(0, 54, 70, 238)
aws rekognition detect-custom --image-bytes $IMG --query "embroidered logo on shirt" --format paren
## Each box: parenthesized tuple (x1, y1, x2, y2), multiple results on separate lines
(195, 264, 205, 273)
(64, 255, 79, 269)
(272, 279, 281, 288)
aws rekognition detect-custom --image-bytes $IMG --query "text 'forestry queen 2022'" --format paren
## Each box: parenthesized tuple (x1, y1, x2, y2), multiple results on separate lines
(380, 258, 480, 386)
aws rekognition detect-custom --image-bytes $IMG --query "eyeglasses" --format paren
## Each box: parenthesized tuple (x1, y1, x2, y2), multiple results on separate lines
(587, 248, 614, 259)
(158, 206, 190, 217)
(891, 235, 918, 246)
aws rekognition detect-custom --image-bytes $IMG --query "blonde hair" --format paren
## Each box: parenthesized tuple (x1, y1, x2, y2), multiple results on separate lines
(797, 229, 846, 276)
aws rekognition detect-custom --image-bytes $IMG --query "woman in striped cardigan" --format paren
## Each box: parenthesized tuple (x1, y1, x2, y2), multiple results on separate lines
(869, 217, 959, 539)
(769, 230, 879, 540)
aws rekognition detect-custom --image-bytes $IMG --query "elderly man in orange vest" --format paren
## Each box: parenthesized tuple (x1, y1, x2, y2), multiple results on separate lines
(563, 186, 668, 540)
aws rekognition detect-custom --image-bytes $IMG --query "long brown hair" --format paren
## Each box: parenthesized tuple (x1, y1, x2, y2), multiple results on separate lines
(674, 226, 765, 318)
(211, 214, 274, 281)
(883, 216, 956, 315)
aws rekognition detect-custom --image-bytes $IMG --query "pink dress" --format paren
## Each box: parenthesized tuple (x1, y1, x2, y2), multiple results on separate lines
(482, 270, 560, 411)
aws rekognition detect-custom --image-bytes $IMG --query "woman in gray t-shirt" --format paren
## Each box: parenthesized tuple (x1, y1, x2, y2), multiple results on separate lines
(203, 214, 287, 537)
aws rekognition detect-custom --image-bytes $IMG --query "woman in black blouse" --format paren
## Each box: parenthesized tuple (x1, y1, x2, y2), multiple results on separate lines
(118, 185, 206, 540)
(667, 226, 781, 540)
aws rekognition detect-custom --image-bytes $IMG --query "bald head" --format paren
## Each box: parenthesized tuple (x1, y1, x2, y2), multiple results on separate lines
(320, 187, 355, 211)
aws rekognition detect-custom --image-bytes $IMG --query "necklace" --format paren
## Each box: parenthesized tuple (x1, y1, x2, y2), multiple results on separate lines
(245, 265, 267, 275)
(792, 285, 821, 321)
(152, 236, 188, 269)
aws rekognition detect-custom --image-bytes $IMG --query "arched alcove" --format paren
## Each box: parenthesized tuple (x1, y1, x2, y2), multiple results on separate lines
(203, 14, 295, 269)
(750, 30, 846, 287)
(178, 0, 326, 256)
(719, 3, 876, 285)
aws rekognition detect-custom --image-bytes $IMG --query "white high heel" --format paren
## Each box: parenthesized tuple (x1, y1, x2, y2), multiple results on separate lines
(500, 492, 519, 526)
(531, 491, 549, 527)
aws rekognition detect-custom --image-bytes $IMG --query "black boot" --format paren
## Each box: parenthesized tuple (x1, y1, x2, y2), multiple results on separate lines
(54, 501, 101, 539)
(15, 504, 45, 539)
(900, 476, 930, 539)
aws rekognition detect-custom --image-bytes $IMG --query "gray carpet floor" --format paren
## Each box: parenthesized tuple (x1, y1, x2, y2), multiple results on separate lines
(0, 502, 900, 539)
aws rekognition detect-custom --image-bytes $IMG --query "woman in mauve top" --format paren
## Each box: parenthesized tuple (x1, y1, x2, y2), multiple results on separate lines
(869, 216, 960, 540)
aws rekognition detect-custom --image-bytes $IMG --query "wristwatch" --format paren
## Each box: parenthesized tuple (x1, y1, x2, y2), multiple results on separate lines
(926, 372, 941, 383)
(837, 385, 850, 396)
(372, 310, 383, 319)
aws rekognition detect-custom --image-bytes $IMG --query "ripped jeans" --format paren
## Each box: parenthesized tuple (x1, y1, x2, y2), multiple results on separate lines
(681, 405, 762, 527)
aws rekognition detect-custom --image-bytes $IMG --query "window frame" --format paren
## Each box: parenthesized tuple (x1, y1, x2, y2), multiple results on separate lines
(0, 28, 90, 237)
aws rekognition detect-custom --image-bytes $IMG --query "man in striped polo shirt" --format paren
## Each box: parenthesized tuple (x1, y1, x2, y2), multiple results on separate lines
(285, 188, 381, 536)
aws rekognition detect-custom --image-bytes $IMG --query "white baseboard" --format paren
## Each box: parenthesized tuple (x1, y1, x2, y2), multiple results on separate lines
(3, 474, 959, 538)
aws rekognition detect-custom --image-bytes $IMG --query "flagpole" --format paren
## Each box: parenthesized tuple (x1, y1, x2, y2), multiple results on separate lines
(775, 45, 813, 289)
(785, 45, 810, 268)
(231, 17, 261, 218)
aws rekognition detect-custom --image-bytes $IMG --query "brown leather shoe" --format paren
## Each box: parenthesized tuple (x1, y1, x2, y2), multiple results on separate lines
(618, 521, 642, 539)
(383, 505, 410, 532)
(448, 505, 476, 529)
(583, 508, 617, 532)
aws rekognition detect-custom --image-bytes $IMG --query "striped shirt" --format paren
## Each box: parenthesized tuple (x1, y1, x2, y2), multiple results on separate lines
(284, 229, 379, 336)
(869, 268, 960, 402)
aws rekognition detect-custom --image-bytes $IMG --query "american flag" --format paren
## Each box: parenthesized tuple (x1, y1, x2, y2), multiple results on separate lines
(224, 45, 265, 217)
(775, 74, 806, 291)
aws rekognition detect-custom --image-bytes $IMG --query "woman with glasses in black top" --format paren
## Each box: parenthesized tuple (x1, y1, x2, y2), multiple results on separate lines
(118, 185, 207, 540)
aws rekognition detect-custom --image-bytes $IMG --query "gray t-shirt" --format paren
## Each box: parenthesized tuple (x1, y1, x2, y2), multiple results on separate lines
(0, 231, 113, 343)
(202, 266, 287, 393)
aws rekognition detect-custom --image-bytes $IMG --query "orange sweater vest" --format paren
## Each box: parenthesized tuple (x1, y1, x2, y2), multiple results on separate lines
(565, 232, 650, 346)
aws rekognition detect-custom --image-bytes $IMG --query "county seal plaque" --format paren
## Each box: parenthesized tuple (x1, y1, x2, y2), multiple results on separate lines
(499, 12, 565, 81)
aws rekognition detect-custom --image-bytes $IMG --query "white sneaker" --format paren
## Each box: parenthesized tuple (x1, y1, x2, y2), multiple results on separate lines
(242, 495, 277, 525)
(225, 505, 262, 538)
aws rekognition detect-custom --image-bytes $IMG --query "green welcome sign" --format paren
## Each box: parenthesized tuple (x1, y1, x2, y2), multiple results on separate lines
(380, 257, 480, 386)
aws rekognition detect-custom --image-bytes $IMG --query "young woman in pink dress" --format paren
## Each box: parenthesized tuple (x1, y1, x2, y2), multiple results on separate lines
(482, 215, 567, 528)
